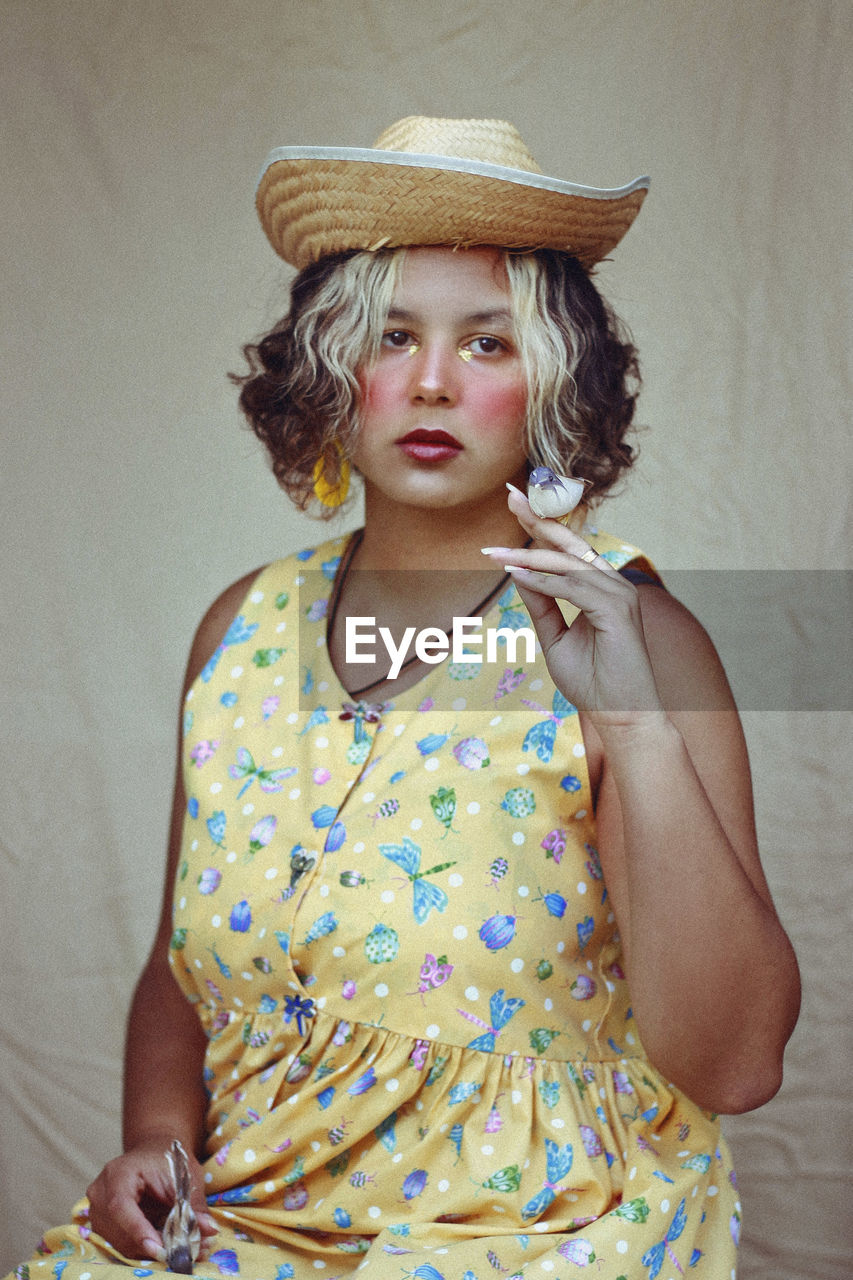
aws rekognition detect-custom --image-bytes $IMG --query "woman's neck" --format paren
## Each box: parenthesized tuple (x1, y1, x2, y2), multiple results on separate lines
(326, 486, 525, 699)
(356, 484, 526, 571)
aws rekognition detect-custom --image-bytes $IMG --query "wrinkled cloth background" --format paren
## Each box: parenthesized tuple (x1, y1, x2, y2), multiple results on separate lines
(1, 2, 850, 1278)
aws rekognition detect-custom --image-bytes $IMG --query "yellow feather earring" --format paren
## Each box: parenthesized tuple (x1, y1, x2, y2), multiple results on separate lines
(312, 444, 351, 508)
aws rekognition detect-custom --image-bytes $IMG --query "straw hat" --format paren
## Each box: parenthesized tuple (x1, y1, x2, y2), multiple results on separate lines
(256, 115, 649, 271)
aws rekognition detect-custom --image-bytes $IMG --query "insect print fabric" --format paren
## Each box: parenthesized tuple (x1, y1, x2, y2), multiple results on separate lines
(379, 838, 455, 923)
(25, 533, 739, 1280)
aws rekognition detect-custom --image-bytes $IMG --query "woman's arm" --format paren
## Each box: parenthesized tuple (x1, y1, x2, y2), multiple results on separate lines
(484, 490, 801, 1114)
(86, 570, 261, 1260)
(586, 586, 801, 1113)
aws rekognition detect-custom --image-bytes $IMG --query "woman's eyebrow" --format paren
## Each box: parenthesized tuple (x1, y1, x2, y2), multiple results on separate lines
(465, 308, 515, 327)
(386, 306, 514, 327)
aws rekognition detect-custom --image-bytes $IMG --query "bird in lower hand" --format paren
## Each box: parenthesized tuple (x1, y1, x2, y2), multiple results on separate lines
(163, 1140, 201, 1274)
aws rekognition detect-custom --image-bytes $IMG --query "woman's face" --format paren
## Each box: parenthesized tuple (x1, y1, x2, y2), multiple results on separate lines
(353, 247, 529, 512)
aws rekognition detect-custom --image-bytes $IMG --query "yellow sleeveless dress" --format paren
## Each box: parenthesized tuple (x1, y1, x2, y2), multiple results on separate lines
(18, 530, 740, 1280)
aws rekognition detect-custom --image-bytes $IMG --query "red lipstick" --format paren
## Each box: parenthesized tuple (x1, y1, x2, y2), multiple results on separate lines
(397, 429, 463, 462)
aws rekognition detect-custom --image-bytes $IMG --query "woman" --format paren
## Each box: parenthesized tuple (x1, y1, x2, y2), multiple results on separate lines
(17, 117, 799, 1280)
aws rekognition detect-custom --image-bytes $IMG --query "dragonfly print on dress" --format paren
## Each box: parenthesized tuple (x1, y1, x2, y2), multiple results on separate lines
(521, 1137, 576, 1220)
(520, 689, 577, 762)
(228, 748, 297, 798)
(379, 839, 455, 923)
(456, 989, 525, 1051)
(641, 1197, 690, 1278)
(200, 614, 259, 683)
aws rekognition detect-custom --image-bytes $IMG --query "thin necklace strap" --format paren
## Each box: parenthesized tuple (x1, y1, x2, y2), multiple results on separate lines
(327, 528, 530, 700)
(326, 527, 364, 646)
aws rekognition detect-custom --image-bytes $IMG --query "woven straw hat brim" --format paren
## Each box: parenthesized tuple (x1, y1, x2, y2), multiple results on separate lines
(256, 146, 650, 271)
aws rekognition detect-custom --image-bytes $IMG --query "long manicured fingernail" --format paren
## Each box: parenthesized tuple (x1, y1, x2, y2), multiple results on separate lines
(481, 546, 505, 554)
(503, 564, 527, 574)
(506, 482, 525, 496)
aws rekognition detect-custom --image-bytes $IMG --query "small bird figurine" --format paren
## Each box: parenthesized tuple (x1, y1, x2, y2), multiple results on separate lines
(526, 466, 587, 521)
(163, 1140, 201, 1275)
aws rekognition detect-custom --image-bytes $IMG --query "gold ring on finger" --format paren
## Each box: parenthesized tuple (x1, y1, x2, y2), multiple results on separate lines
(579, 547, 598, 563)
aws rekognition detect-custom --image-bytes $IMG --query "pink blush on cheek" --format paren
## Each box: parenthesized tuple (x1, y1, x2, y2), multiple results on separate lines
(359, 366, 403, 416)
(464, 377, 528, 435)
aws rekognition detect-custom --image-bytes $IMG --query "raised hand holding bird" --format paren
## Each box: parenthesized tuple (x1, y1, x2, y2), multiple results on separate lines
(526, 466, 586, 520)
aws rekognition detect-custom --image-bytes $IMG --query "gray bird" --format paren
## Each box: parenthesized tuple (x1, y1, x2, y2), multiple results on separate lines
(527, 466, 587, 519)
(163, 1140, 201, 1274)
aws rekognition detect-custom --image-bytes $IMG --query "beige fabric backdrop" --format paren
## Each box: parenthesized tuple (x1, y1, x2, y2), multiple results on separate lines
(1, 1, 851, 1276)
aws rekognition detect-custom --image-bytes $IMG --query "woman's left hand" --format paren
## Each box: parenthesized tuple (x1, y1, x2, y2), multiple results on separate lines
(482, 485, 662, 725)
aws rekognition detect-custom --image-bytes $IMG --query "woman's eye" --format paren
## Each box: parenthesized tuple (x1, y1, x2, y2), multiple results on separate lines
(382, 330, 415, 348)
(467, 336, 506, 356)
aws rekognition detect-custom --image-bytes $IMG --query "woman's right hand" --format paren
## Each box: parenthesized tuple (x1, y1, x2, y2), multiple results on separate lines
(86, 1137, 217, 1262)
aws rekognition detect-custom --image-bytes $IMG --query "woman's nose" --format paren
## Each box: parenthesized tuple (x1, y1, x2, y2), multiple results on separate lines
(409, 342, 458, 405)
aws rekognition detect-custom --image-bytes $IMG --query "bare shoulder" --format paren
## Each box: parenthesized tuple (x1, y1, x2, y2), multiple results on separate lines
(183, 566, 268, 691)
